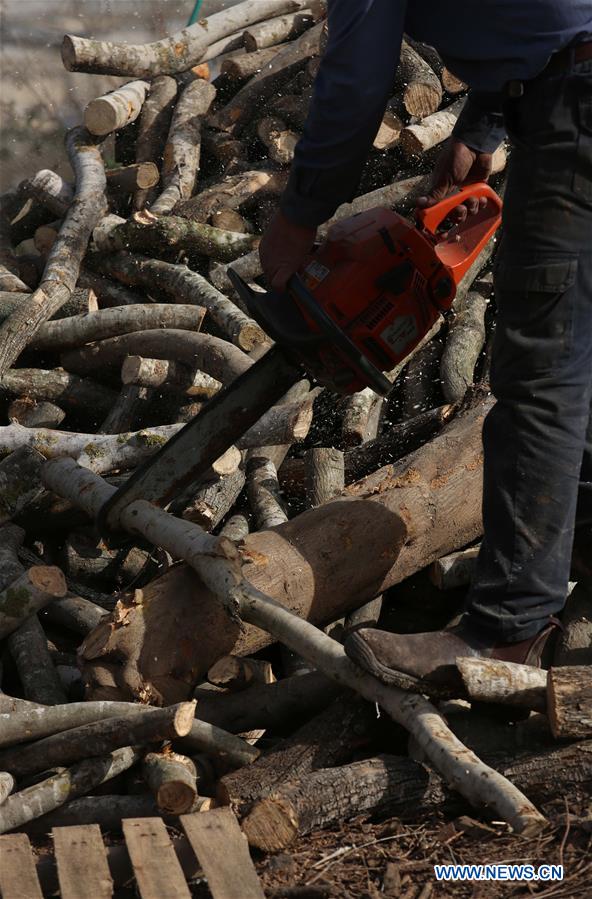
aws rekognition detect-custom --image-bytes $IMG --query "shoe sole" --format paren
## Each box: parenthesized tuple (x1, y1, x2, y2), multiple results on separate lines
(345, 632, 456, 699)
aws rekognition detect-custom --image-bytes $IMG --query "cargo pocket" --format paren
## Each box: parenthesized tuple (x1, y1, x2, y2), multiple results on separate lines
(493, 255, 579, 380)
(574, 73, 592, 201)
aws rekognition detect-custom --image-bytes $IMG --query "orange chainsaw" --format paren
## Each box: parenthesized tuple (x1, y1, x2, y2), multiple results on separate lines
(98, 183, 502, 533)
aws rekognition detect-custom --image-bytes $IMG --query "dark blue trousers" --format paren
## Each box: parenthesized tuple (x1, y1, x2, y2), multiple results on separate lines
(466, 54, 592, 641)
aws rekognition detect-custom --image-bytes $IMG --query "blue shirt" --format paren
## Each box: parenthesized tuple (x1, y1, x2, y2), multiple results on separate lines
(281, 0, 592, 226)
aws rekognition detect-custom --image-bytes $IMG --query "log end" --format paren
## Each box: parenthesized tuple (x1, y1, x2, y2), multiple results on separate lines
(84, 99, 118, 136)
(61, 34, 78, 71)
(29, 565, 68, 598)
(173, 700, 198, 738)
(399, 128, 424, 158)
(241, 796, 299, 851)
(157, 782, 197, 815)
(236, 321, 267, 353)
(212, 445, 242, 477)
(136, 163, 160, 191)
(403, 84, 442, 119)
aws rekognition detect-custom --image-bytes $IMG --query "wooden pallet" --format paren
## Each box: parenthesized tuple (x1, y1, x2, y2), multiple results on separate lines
(0, 807, 265, 899)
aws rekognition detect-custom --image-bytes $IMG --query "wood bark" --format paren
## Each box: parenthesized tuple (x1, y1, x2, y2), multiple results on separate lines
(99, 384, 150, 434)
(341, 388, 384, 447)
(0, 128, 106, 378)
(7, 615, 68, 706)
(0, 772, 14, 805)
(401, 98, 467, 156)
(62, 0, 313, 76)
(547, 666, 592, 738)
(400, 333, 445, 419)
(0, 368, 117, 417)
(84, 81, 150, 136)
(219, 513, 249, 542)
(0, 701, 196, 778)
(0, 747, 141, 834)
(44, 594, 109, 636)
(456, 658, 547, 713)
(175, 169, 285, 224)
(305, 447, 344, 508)
(429, 545, 480, 590)
(17, 169, 73, 218)
(97, 252, 264, 350)
(441, 288, 489, 403)
(247, 456, 289, 529)
(194, 670, 341, 733)
(244, 12, 314, 52)
(209, 248, 263, 295)
(397, 40, 443, 118)
(0, 566, 67, 640)
(29, 303, 205, 351)
(99, 211, 256, 263)
(78, 269, 146, 308)
(218, 694, 373, 815)
(133, 75, 178, 211)
(143, 751, 198, 815)
(8, 398, 66, 429)
(23, 795, 162, 832)
(150, 79, 216, 214)
(0, 446, 45, 524)
(238, 395, 316, 449)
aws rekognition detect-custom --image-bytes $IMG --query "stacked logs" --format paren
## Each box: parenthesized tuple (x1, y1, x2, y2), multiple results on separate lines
(0, 0, 589, 874)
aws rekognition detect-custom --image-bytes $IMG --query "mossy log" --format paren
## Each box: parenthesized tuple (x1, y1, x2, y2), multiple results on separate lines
(0, 566, 67, 640)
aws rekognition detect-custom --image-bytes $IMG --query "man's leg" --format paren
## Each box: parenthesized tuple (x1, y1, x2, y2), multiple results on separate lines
(345, 56, 592, 684)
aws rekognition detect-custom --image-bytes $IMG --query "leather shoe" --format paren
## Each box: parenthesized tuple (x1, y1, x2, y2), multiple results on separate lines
(344, 618, 559, 691)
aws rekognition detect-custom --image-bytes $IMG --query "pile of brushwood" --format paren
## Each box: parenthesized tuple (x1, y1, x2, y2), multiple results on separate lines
(0, 0, 591, 893)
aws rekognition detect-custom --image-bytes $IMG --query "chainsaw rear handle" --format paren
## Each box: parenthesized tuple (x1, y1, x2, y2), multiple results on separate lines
(415, 182, 502, 235)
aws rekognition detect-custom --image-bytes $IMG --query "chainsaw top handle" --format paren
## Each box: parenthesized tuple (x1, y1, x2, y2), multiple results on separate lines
(415, 182, 503, 284)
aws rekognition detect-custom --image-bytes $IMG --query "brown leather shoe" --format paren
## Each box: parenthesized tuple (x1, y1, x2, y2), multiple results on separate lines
(344, 618, 559, 693)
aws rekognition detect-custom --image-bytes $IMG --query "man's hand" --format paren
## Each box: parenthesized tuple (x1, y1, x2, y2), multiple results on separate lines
(417, 139, 493, 222)
(259, 210, 317, 292)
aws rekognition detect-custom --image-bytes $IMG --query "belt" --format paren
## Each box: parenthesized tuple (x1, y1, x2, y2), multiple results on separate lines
(544, 39, 592, 75)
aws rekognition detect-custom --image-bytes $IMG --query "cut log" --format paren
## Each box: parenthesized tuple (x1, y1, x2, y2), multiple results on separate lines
(0, 421, 238, 477)
(181, 468, 246, 531)
(143, 751, 198, 815)
(429, 545, 480, 590)
(62, 0, 313, 76)
(0, 747, 141, 834)
(0, 566, 67, 640)
(194, 670, 340, 733)
(0, 446, 45, 524)
(0, 191, 32, 292)
(16, 169, 73, 218)
(98, 253, 264, 351)
(256, 116, 299, 165)
(7, 616, 68, 706)
(547, 666, 592, 738)
(29, 303, 206, 352)
(106, 162, 159, 193)
(122, 357, 222, 398)
(0, 701, 196, 778)
(217, 694, 372, 815)
(344, 595, 383, 633)
(8, 398, 66, 429)
(210, 249, 263, 295)
(99, 211, 256, 264)
(442, 67, 468, 94)
(0, 368, 117, 417)
(150, 80, 216, 214)
(401, 98, 467, 156)
(244, 11, 314, 52)
(373, 100, 404, 151)
(247, 456, 288, 529)
(456, 658, 547, 713)
(238, 395, 316, 449)
(133, 75, 178, 210)
(341, 388, 384, 447)
(23, 795, 161, 832)
(221, 46, 288, 81)
(219, 514, 249, 542)
(84, 81, 150, 135)
(441, 288, 489, 403)
(175, 169, 285, 224)
(553, 581, 592, 666)
(78, 269, 146, 308)
(44, 594, 109, 636)
(305, 447, 344, 508)
(208, 656, 275, 692)
(398, 40, 442, 118)
(0, 128, 106, 379)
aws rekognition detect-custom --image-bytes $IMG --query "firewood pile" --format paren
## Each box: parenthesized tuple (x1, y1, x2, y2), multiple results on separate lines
(0, 0, 591, 891)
